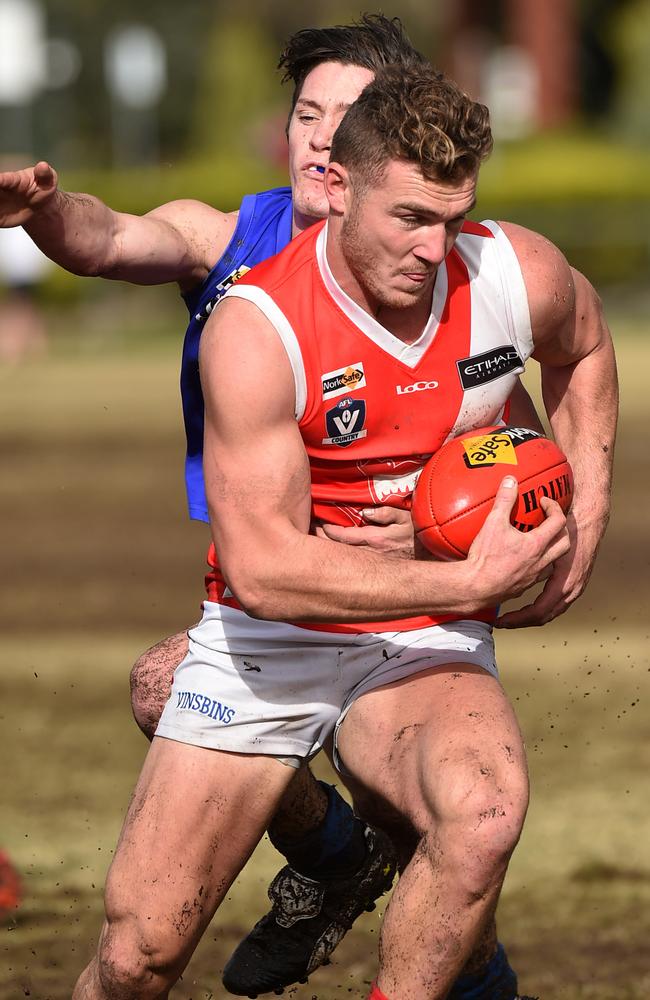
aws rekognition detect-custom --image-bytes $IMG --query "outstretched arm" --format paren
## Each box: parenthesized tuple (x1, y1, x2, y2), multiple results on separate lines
(200, 296, 569, 624)
(0, 160, 236, 289)
(497, 224, 618, 627)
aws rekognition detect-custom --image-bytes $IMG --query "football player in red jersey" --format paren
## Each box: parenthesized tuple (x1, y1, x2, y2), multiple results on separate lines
(72, 62, 616, 1000)
(3, 18, 547, 999)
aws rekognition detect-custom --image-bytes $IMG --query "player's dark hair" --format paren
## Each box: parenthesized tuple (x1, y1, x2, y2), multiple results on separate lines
(330, 63, 493, 186)
(279, 13, 426, 123)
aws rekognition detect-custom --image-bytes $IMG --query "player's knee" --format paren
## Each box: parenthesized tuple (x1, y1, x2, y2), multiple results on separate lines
(422, 758, 529, 887)
(464, 776, 528, 880)
(97, 915, 182, 998)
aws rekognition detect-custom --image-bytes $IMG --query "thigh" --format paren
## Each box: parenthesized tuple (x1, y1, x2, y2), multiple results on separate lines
(337, 664, 528, 831)
(104, 736, 294, 967)
(155, 603, 352, 760)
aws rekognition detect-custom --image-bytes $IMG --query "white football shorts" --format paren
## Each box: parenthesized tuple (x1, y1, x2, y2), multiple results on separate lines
(155, 601, 497, 765)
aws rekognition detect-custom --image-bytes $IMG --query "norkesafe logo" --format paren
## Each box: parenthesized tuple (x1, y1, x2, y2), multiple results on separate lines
(395, 380, 439, 395)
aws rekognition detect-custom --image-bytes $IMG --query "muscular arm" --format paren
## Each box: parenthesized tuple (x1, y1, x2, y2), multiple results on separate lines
(0, 160, 236, 289)
(200, 297, 569, 624)
(497, 223, 618, 626)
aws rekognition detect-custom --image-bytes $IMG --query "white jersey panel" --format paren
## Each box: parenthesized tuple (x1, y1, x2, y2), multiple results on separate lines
(444, 219, 534, 442)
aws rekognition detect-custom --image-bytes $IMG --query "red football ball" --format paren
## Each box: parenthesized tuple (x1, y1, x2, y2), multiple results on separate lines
(412, 425, 573, 560)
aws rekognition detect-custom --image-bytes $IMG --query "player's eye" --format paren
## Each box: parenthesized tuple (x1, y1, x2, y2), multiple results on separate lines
(399, 215, 421, 228)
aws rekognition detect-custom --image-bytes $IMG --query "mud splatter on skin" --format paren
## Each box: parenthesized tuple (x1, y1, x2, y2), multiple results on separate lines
(393, 722, 422, 743)
(268, 768, 328, 840)
(130, 632, 189, 740)
(476, 805, 507, 828)
(174, 893, 206, 937)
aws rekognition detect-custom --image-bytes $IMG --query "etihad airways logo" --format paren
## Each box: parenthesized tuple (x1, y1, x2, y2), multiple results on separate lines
(396, 380, 439, 395)
(457, 346, 523, 388)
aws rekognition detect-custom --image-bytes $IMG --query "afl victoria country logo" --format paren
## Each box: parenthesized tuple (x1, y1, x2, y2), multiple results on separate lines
(323, 397, 367, 447)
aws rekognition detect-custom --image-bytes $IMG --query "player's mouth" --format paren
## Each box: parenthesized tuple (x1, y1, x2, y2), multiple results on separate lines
(402, 271, 431, 284)
(304, 163, 326, 178)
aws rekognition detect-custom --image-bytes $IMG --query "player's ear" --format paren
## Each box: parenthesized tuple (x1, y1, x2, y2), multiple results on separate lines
(324, 162, 349, 215)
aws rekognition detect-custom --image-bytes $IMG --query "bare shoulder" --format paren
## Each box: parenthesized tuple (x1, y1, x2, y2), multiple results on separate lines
(500, 221, 574, 311)
(146, 199, 239, 272)
(499, 220, 576, 343)
(201, 295, 293, 386)
(499, 221, 606, 361)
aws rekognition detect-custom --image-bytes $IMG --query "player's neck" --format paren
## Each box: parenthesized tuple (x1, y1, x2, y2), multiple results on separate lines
(375, 299, 434, 344)
(292, 207, 321, 239)
(325, 225, 435, 344)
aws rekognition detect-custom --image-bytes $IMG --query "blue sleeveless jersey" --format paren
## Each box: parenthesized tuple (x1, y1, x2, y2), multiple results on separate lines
(180, 186, 293, 521)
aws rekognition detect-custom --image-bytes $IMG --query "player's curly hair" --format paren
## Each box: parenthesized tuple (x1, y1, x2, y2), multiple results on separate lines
(278, 13, 426, 121)
(331, 64, 493, 185)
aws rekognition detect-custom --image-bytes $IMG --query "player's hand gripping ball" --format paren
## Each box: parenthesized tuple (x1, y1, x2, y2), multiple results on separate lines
(412, 425, 573, 560)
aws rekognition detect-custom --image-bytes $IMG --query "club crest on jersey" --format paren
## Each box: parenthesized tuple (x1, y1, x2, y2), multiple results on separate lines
(323, 397, 367, 447)
(357, 456, 429, 503)
(462, 427, 542, 468)
(321, 362, 366, 400)
(456, 345, 523, 388)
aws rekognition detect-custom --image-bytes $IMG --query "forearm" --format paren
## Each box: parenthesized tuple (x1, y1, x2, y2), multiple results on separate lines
(220, 525, 479, 623)
(23, 189, 123, 277)
(216, 480, 567, 626)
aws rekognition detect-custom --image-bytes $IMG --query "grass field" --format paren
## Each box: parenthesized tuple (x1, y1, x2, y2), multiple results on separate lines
(1, 312, 649, 999)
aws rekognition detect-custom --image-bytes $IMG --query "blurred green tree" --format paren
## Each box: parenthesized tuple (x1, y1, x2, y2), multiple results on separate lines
(188, 16, 279, 161)
(612, 0, 650, 142)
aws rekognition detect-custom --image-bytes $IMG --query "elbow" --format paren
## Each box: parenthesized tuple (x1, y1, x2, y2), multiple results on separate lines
(223, 566, 287, 622)
(236, 587, 276, 622)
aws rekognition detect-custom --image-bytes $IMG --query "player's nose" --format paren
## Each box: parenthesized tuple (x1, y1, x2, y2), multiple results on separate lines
(414, 225, 448, 265)
(310, 115, 336, 151)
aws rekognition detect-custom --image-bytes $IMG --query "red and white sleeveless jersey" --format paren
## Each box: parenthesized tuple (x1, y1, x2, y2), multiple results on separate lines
(206, 218, 533, 632)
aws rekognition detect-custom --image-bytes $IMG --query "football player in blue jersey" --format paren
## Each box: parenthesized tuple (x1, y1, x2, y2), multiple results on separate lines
(0, 15, 542, 999)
